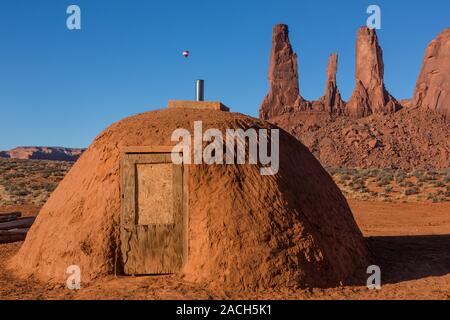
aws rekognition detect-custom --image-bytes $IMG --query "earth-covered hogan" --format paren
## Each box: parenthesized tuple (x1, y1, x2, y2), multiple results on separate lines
(8, 108, 371, 290)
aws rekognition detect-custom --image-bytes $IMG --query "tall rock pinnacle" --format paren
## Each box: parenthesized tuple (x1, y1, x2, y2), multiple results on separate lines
(346, 27, 399, 117)
(259, 24, 303, 120)
(321, 53, 345, 113)
(412, 28, 450, 117)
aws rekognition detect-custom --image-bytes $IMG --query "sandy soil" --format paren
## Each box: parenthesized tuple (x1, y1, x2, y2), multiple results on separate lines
(1, 201, 449, 300)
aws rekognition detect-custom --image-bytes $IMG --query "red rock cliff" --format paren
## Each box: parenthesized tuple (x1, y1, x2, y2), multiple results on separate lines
(413, 28, 450, 117)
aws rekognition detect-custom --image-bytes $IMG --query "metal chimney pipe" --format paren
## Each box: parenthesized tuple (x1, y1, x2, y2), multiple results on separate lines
(196, 80, 205, 101)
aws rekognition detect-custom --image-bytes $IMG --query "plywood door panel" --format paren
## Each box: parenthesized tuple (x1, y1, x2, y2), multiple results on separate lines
(120, 152, 186, 275)
(136, 163, 174, 225)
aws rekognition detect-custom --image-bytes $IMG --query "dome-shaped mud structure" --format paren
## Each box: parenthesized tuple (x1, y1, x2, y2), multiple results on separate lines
(10, 108, 370, 290)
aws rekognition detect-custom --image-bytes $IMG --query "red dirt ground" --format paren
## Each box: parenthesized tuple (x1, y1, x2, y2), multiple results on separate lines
(1, 201, 449, 300)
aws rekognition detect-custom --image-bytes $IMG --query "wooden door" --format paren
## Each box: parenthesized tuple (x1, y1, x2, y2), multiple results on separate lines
(120, 148, 187, 275)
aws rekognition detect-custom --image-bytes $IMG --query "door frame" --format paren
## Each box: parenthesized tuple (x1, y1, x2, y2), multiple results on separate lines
(120, 146, 189, 275)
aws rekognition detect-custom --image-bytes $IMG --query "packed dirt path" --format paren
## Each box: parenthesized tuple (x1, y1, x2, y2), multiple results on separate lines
(1, 201, 449, 300)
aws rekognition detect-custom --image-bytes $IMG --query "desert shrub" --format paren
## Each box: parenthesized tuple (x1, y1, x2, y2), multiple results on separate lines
(430, 196, 447, 203)
(433, 181, 445, 188)
(411, 170, 424, 179)
(378, 171, 393, 180)
(5, 185, 19, 193)
(30, 184, 42, 190)
(53, 171, 67, 177)
(395, 174, 406, 184)
(404, 187, 420, 196)
(15, 190, 29, 197)
(360, 169, 372, 177)
(384, 186, 393, 194)
(417, 177, 429, 183)
(404, 181, 415, 188)
(331, 168, 354, 176)
(4, 173, 19, 180)
(358, 187, 369, 194)
(423, 175, 437, 182)
(1, 163, 14, 170)
(379, 192, 387, 198)
(353, 178, 366, 186)
(44, 184, 57, 192)
(16, 182, 27, 188)
(371, 170, 381, 177)
(350, 181, 367, 193)
(377, 177, 391, 187)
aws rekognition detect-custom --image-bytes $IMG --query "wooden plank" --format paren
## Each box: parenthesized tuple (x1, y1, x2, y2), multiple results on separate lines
(121, 153, 136, 228)
(122, 146, 176, 154)
(127, 153, 173, 165)
(182, 165, 189, 265)
(0, 228, 29, 244)
(122, 224, 183, 274)
(0, 212, 22, 223)
(171, 163, 185, 272)
(0, 217, 35, 231)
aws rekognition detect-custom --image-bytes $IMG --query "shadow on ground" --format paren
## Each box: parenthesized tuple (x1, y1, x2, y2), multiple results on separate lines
(367, 235, 450, 284)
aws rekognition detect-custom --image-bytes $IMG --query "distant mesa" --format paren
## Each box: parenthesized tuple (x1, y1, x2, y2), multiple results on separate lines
(0, 147, 85, 162)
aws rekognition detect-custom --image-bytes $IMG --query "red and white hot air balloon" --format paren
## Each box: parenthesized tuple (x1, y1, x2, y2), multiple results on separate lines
(182, 50, 190, 58)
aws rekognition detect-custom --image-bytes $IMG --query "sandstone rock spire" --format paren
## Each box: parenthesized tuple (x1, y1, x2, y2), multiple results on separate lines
(321, 53, 345, 114)
(259, 24, 303, 120)
(346, 27, 399, 117)
(412, 28, 450, 117)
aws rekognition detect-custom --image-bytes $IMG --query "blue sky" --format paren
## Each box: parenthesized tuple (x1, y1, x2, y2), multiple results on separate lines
(0, 0, 449, 149)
